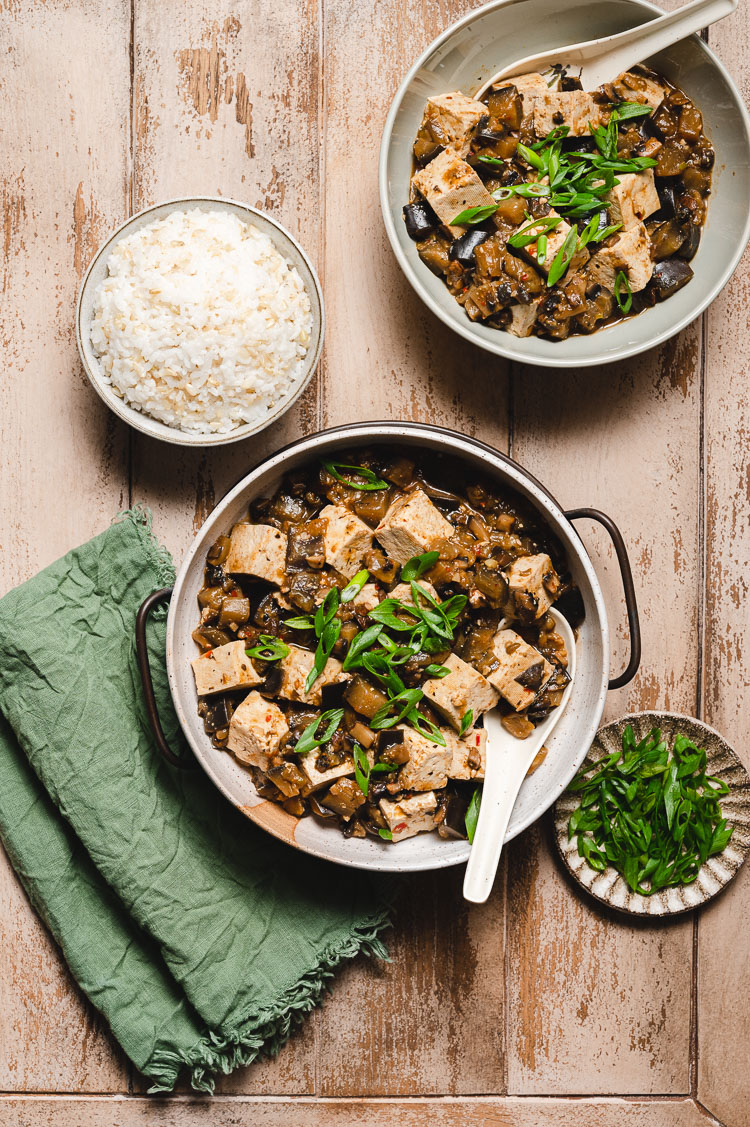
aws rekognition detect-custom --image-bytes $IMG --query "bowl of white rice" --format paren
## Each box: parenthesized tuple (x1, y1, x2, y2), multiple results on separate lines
(76, 198, 324, 445)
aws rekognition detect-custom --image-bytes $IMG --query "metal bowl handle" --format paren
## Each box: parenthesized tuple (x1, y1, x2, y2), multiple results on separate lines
(135, 587, 195, 769)
(564, 508, 641, 691)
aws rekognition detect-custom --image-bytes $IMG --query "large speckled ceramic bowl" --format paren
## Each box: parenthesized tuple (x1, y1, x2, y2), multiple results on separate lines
(554, 711, 750, 915)
(379, 0, 750, 367)
(165, 421, 620, 873)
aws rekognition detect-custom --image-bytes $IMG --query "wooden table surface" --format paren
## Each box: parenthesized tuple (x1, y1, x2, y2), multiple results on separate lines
(1, 1, 748, 1124)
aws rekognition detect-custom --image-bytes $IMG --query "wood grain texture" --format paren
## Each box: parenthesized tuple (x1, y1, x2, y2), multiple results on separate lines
(0, 1096, 716, 1127)
(0, 0, 131, 1092)
(320, 0, 510, 442)
(316, 870, 505, 1096)
(129, 0, 323, 568)
(697, 13, 750, 1126)
(128, 0, 322, 1090)
(505, 335, 702, 1093)
(314, 0, 509, 1098)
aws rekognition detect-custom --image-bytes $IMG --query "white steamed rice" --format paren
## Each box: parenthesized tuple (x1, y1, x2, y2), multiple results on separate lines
(90, 208, 313, 434)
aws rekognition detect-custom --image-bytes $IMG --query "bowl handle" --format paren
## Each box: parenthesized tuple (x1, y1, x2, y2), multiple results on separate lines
(135, 587, 196, 769)
(564, 508, 641, 691)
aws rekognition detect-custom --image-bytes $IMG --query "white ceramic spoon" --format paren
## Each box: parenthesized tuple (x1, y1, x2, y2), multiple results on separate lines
(475, 0, 736, 97)
(463, 608, 577, 904)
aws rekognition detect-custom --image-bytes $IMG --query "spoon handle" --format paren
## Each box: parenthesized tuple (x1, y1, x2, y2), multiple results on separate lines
(462, 737, 540, 904)
(593, 0, 737, 79)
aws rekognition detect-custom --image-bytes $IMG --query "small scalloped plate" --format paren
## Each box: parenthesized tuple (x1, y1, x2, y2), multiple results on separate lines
(553, 711, 750, 916)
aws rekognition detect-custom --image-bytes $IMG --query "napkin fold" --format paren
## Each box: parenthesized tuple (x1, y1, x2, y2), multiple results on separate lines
(0, 509, 392, 1091)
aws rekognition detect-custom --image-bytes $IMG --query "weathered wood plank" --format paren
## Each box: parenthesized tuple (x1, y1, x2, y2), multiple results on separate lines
(0, 0, 131, 1092)
(0, 1096, 714, 1127)
(317, 871, 505, 1096)
(697, 14, 750, 1126)
(319, 0, 510, 439)
(506, 335, 702, 1092)
(128, 1, 322, 1090)
(315, 0, 510, 1097)
(129, 0, 322, 568)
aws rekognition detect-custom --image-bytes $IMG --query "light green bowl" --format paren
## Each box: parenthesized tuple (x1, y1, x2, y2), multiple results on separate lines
(379, 0, 750, 367)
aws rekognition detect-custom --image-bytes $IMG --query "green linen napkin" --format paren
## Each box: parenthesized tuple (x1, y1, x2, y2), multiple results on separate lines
(0, 509, 393, 1091)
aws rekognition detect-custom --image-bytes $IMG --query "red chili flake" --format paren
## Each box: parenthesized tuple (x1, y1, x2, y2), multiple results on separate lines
(394, 822, 408, 833)
(476, 734, 481, 746)
(203, 649, 213, 658)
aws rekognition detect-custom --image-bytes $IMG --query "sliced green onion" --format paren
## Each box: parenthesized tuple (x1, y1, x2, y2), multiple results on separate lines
(245, 635, 290, 662)
(340, 569, 370, 603)
(614, 270, 633, 314)
(295, 708, 345, 756)
(466, 786, 482, 844)
(322, 460, 388, 491)
(400, 550, 440, 583)
(459, 710, 474, 738)
(450, 203, 498, 226)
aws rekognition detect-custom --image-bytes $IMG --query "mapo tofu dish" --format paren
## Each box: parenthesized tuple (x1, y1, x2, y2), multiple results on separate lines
(404, 66, 713, 339)
(190, 451, 582, 844)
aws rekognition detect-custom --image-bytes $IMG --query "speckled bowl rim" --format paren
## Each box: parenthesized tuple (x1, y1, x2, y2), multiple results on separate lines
(553, 710, 750, 916)
(378, 0, 750, 368)
(75, 196, 325, 447)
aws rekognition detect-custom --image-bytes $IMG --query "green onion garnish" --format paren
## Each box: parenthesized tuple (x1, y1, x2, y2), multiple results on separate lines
(614, 270, 633, 313)
(466, 786, 482, 844)
(567, 726, 734, 895)
(295, 708, 345, 756)
(451, 203, 499, 226)
(322, 461, 388, 491)
(245, 635, 290, 662)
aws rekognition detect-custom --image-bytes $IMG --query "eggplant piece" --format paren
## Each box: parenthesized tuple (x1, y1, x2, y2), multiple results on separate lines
(218, 596, 251, 626)
(413, 137, 443, 164)
(678, 224, 701, 262)
(286, 527, 325, 570)
(501, 713, 535, 739)
(560, 74, 583, 91)
(651, 257, 694, 300)
(554, 586, 585, 630)
(449, 228, 492, 268)
(321, 778, 366, 819)
(204, 563, 225, 588)
(403, 201, 438, 241)
(437, 791, 471, 840)
(514, 661, 546, 691)
(649, 218, 686, 261)
(199, 696, 235, 733)
(320, 681, 348, 710)
(343, 674, 389, 720)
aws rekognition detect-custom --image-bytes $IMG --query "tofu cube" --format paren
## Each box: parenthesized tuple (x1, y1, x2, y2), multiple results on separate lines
(376, 487, 453, 565)
(191, 640, 263, 697)
(533, 91, 608, 137)
(352, 582, 383, 614)
(449, 727, 487, 780)
(379, 792, 437, 841)
(587, 222, 653, 293)
(227, 691, 289, 771)
(394, 726, 453, 792)
(422, 651, 499, 732)
(505, 553, 560, 619)
(606, 170, 660, 230)
(485, 629, 553, 711)
(613, 70, 666, 112)
(508, 298, 542, 338)
(390, 579, 439, 608)
(412, 149, 497, 237)
(518, 212, 589, 278)
(277, 644, 348, 706)
(225, 524, 287, 587)
(500, 71, 549, 105)
(299, 752, 355, 794)
(420, 91, 488, 158)
(319, 504, 373, 577)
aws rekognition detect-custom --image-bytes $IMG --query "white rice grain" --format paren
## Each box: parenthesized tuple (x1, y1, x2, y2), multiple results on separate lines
(90, 209, 313, 434)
